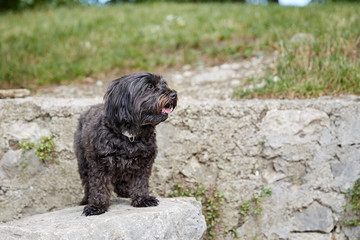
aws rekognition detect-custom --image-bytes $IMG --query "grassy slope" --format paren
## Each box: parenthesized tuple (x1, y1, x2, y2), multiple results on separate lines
(236, 3, 360, 98)
(0, 3, 359, 97)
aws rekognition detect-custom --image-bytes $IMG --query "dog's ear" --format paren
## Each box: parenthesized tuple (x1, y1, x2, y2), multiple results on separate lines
(104, 77, 139, 125)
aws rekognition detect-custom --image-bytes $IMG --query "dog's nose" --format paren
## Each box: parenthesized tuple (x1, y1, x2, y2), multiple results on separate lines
(170, 91, 177, 100)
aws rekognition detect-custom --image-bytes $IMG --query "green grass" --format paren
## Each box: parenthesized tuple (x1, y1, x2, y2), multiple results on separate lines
(236, 31, 360, 98)
(0, 2, 359, 97)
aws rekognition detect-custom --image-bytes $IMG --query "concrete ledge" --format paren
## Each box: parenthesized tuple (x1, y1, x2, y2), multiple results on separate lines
(0, 198, 206, 240)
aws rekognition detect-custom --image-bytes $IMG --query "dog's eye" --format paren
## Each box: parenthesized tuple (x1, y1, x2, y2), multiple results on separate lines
(147, 84, 154, 90)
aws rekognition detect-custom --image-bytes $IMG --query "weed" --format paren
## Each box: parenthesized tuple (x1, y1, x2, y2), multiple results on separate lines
(169, 182, 224, 240)
(343, 178, 360, 227)
(239, 186, 272, 217)
(36, 135, 57, 164)
(17, 135, 57, 168)
(226, 186, 272, 238)
(19, 139, 35, 152)
(17, 139, 35, 168)
(224, 228, 238, 238)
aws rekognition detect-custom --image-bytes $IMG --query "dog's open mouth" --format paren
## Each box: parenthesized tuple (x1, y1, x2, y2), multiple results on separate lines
(160, 103, 175, 115)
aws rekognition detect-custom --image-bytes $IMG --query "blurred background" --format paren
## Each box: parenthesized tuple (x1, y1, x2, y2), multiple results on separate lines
(0, 0, 359, 98)
(0, 1, 359, 239)
(1, 0, 358, 9)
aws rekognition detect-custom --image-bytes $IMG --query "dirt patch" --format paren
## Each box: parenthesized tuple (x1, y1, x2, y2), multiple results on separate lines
(35, 56, 275, 100)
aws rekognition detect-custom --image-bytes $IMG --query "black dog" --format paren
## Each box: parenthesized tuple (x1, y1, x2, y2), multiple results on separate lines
(74, 72, 177, 216)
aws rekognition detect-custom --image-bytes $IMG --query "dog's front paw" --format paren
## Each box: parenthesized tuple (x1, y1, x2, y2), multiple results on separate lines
(82, 205, 106, 216)
(131, 196, 159, 208)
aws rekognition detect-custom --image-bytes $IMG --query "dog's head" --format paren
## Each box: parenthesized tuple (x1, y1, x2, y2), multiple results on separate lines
(104, 72, 177, 128)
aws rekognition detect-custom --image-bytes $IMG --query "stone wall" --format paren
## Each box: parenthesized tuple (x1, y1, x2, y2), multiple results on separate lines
(0, 96, 360, 239)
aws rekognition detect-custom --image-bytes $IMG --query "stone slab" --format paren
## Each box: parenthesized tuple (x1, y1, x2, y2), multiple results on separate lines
(0, 198, 206, 240)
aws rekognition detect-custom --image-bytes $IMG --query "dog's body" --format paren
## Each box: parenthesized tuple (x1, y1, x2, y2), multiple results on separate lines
(74, 72, 177, 216)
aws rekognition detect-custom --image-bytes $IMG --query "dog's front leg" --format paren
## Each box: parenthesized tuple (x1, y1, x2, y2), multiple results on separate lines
(82, 167, 112, 216)
(129, 168, 159, 208)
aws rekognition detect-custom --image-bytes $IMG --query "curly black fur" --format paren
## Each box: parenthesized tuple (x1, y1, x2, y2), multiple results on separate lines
(74, 72, 177, 216)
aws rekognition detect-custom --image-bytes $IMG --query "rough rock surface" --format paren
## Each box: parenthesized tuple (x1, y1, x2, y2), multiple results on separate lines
(0, 89, 30, 99)
(0, 197, 206, 240)
(1, 96, 359, 240)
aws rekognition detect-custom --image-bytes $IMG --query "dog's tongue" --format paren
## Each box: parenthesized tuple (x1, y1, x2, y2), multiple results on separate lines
(162, 108, 171, 114)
